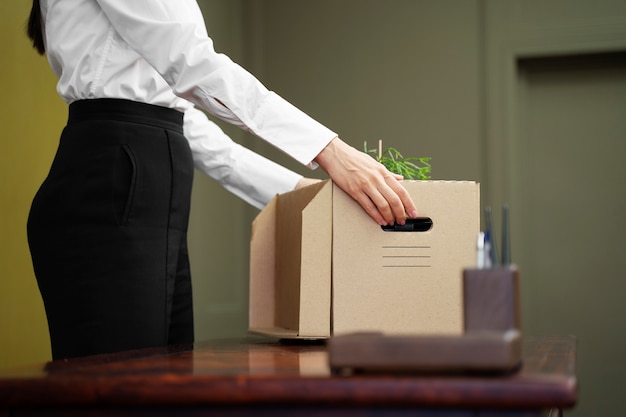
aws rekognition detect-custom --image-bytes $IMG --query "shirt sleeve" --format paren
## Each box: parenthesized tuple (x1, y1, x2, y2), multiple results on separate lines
(184, 105, 303, 209)
(94, 0, 336, 166)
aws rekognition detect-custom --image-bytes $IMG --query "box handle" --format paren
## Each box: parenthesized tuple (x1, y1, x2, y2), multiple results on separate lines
(381, 217, 433, 232)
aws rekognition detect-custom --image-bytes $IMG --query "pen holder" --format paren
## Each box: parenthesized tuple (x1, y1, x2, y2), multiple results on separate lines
(463, 266, 521, 332)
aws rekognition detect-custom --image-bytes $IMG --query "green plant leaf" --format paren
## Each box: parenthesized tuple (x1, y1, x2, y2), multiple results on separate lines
(364, 141, 431, 180)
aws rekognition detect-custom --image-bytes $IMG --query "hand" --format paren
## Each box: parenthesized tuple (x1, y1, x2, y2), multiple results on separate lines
(314, 137, 418, 226)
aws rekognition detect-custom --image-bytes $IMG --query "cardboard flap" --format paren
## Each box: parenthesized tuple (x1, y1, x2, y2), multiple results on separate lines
(249, 196, 278, 330)
(298, 181, 332, 337)
(250, 180, 332, 338)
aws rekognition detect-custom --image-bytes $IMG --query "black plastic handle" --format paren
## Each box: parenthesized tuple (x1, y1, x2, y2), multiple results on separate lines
(381, 217, 433, 232)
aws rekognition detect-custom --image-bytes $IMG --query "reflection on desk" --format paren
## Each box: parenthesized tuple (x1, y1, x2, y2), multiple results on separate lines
(0, 335, 577, 416)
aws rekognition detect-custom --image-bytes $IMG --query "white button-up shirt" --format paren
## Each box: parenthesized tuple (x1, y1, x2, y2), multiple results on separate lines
(40, 0, 336, 208)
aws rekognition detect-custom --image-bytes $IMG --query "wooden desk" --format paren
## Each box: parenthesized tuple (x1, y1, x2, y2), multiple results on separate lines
(0, 335, 577, 416)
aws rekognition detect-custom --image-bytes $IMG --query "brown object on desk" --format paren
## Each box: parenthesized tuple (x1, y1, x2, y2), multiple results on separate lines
(0, 336, 577, 416)
(328, 329, 522, 374)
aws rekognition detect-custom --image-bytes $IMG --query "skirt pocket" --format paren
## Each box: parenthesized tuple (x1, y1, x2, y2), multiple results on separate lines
(112, 144, 137, 226)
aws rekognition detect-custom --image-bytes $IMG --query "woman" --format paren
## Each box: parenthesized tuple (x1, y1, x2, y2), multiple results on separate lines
(26, 0, 417, 360)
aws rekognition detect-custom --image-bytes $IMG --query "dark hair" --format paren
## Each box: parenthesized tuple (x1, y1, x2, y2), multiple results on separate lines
(27, 0, 45, 55)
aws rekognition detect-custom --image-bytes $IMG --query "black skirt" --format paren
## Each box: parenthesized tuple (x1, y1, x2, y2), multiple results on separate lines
(27, 99, 195, 360)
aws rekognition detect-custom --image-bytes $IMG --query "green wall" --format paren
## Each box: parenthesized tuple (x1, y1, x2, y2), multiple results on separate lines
(0, 2, 63, 367)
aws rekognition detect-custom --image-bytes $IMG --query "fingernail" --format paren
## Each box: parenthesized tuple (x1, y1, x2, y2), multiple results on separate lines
(410, 210, 418, 218)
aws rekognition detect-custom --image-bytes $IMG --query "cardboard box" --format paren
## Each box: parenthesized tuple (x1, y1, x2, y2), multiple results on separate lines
(249, 180, 480, 339)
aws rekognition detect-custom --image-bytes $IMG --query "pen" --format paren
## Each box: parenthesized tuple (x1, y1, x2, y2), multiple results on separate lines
(483, 231, 493, 268)
(476, 231, 485, 269)
(484, 207, 499, 266)
(501, 205, 511, 266)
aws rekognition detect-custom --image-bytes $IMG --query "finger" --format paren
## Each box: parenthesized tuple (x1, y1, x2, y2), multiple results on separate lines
(375, 183, 407, 225)
(386, 178, 418, 219)
(353, 191, 388, 226)
(370, 171, 416, 223)
(366, 188, 396, 226)
(360, 172, 412, 226)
